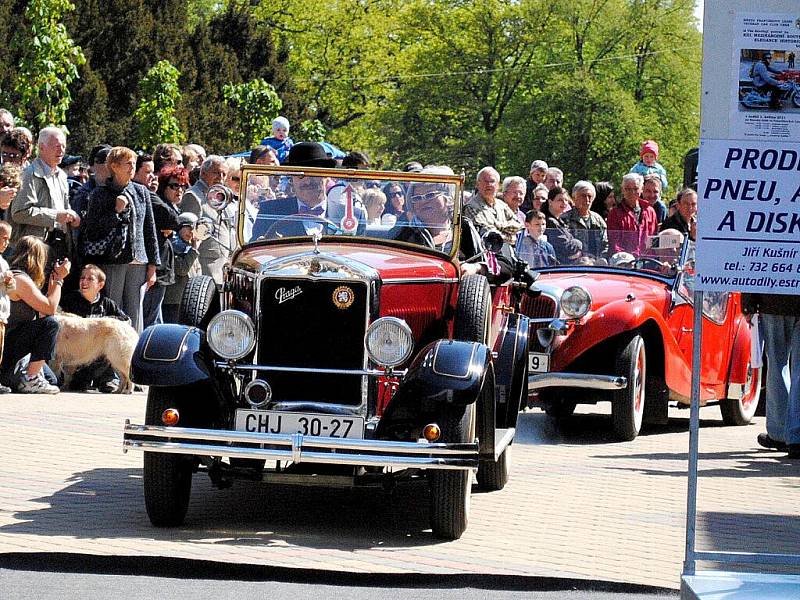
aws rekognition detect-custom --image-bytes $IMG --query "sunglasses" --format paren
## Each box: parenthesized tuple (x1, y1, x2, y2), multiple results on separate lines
(390, 190, 404, 197)
(409, 189, 448, 205)
(167, 182, 188, 191)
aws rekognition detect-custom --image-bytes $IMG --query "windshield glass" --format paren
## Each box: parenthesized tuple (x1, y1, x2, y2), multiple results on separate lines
(527, 227, 688, 279)
(237, 166, 463, 256)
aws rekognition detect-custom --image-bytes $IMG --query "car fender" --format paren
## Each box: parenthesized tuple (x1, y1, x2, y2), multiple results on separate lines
(554, 299, 669, 370)
(130, 324, 210, 386)
(493, 313, 530, 428)
(726, 316, 752, 387)
(374, 339, 491, 438)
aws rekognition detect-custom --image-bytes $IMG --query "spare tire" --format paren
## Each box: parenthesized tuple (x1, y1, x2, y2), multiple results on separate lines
(179, 275, 219, 328)
(453, 274, 491, 344)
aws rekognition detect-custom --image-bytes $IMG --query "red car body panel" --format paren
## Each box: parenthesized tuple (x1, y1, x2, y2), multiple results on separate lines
(233, 241, 461, 346)
(533, 269, 744, 404)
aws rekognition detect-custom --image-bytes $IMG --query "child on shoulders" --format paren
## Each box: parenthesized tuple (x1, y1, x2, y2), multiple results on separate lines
(629, 139, 668, 191)
(260, 116, 294, 164)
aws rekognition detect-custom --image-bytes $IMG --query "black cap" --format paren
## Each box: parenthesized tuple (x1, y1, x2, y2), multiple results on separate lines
(60, 155, 82, 167)
(88, 144, 112, 165)
(284, 142, 337, 168)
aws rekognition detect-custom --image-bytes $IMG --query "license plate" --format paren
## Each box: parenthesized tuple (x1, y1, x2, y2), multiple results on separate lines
(235, 410, 364, 439)
(529, 352, 549, 373)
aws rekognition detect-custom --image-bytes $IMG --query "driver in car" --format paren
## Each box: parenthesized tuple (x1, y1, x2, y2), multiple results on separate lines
(251, 142, 366, 239)
(391, 166, 512, 282)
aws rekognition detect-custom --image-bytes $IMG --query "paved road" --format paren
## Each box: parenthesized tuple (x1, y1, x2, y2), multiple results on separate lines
(0, 392, 797, 591)
(0, 567, 679, 600)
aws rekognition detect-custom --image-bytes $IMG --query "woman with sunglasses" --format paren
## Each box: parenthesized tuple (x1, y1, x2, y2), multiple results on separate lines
(139, 165, 191, 326)
(381, 182, 406, 225)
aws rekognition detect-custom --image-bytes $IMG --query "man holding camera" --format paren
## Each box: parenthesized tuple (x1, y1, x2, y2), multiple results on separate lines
(179, 155, 233, 285)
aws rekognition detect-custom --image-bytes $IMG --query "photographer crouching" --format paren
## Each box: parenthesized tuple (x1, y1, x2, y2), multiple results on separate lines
(2, 236, 67, 394)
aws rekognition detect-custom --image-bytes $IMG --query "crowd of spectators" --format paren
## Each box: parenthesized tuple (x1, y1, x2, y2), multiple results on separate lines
(0, 105, 698, 396)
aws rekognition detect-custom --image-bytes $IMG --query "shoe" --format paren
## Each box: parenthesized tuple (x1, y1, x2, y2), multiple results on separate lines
(788, 445, 800, 459)
(98, 379, 120, 394)
(757, 433, 787, 451)
(17, 372, 59, 394)
(12, 355, 30, 379)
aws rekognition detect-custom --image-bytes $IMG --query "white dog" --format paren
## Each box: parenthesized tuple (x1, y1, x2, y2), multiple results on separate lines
(52, 313, 139, 393)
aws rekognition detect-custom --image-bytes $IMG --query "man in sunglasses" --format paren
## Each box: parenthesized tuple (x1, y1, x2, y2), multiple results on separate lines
(392, 166, 507, 280)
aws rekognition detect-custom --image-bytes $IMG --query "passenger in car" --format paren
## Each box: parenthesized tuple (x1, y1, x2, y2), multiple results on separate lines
(391, 166, 511, 283)
(251, 142, 366, 239)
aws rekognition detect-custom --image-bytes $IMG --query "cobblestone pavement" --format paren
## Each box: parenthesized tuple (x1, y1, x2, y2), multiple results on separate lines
(0, 392, 797, 590)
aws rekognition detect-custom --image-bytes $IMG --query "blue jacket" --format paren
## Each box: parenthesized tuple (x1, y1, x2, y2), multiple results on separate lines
(629, 160, 669, 192)
(516, 231, 556, 268)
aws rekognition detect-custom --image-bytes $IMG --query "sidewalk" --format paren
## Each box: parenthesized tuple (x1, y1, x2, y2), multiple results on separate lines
(0, 392, 797, 590)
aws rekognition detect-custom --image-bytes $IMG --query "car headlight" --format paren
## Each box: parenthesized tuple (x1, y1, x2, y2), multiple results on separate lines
(207, 310, 256, 360)
(560, 286, 592, 319)
(365, 317, 414, 368)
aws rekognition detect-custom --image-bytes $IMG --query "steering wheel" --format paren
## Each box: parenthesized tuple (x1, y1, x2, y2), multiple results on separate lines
(633, 257, 667, 272)
(261, 214, 340, 240)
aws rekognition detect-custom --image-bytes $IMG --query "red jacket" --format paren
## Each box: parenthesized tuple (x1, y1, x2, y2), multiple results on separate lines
(607, 200, 658, 256)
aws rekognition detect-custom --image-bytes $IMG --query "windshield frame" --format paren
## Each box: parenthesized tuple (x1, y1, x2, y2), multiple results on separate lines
(237, 164, 465, 259)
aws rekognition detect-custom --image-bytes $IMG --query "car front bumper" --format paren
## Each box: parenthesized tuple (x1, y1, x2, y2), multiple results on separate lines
(123, 421, 482, 471)
(528, 372, 628, 391)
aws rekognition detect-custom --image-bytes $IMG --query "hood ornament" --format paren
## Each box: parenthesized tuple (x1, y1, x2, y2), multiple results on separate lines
(311, 230, 322, 254)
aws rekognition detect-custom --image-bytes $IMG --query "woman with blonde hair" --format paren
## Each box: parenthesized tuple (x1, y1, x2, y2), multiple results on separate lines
(3, 235, 68, 393)
(82, 146, 160, 330)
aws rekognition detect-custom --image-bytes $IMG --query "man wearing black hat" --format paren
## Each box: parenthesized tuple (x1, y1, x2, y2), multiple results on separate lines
(251, 142, 366, 240)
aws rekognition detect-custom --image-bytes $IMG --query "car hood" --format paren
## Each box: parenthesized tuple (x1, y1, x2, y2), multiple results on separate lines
(232, 241, 459, 282)
(534, 270, 671, 310)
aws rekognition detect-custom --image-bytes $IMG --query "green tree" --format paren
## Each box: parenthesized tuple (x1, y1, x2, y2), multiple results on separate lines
(183, 1, 300, 152)
(370, 0, 555, 171)
(261, 0, 404, 152)
(222, 79, 282, 148)
(65, 0, 190, 145)
(0, 1, 26, 110)
(14, 0, 85, 129)
(65, 61, 109, 154)
(133, 60, 183, 150)
(295, 119, 327, 142)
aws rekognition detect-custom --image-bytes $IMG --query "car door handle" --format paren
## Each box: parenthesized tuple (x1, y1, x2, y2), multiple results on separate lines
(681, 327, 693, 333)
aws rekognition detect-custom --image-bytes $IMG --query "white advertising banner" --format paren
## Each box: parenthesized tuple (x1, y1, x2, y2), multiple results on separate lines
(696, 137, 800, 293)
(731, 12, 800, 140)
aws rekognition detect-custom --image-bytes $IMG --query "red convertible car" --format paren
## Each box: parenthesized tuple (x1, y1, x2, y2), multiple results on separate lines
(123, 165, 534, 540)
(524, 232, 760, 441)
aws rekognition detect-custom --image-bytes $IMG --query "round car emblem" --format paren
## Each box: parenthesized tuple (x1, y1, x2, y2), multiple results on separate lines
(332, 286, 355, 309)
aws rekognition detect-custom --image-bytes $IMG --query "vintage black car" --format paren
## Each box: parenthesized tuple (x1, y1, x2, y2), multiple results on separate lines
(123, 165, 534, 539)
